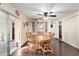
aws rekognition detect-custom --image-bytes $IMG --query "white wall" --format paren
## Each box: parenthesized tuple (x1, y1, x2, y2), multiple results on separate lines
(25, 21, 32, 32)
(52, 11, 79, 49)
(62, 12, 79, 49)
(46, 19, 59, 38)
(52, 21, 59, 38)
(47, 20, 51, 32)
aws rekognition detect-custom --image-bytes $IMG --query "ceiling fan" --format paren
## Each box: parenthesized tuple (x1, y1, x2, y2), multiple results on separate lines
(37, 11, 56, 18)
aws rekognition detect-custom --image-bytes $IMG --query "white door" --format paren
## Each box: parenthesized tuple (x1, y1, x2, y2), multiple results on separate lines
(9, 15, 20, 55)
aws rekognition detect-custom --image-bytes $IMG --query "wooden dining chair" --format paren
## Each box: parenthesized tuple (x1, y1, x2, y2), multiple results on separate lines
(43, 32, 55, 55)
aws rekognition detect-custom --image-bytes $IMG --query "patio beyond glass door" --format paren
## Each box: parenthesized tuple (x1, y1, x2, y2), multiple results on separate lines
(0, 11, 9, 56)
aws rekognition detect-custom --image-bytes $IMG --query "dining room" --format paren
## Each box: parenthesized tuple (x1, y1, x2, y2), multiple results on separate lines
(11, 3, 79, 56)
(0, 3, 79, 56)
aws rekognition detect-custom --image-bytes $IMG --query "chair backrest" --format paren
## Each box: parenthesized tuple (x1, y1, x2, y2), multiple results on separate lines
(25, 32, 54, 45)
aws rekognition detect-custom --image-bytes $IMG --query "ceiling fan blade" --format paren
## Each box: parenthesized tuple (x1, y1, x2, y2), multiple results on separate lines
(54, 9, 77, 14)
(38, 17, 43, 19)
(48, 15, 56, 17)
(37, 14, 43, 16)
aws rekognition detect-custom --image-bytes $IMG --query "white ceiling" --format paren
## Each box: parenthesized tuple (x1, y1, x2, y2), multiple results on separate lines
(12, 3, 79, 21)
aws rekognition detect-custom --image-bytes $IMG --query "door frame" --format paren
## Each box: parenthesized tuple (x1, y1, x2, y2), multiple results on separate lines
(9, 15, 20, 55)
(58, 21, 62, 40)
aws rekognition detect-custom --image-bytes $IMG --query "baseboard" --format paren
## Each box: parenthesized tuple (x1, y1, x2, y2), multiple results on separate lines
(21, 41, 27, 47)
(10, 47, 18, 56)
(61, 40, 79, 50)
(55, 38, 79, 50)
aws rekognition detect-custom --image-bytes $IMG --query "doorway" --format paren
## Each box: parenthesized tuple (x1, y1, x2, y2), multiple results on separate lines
(59, 21, 62, 40)
(45, 22, 47, 32)
(32, 22, 35, 32)
(9, 15, 20, 55)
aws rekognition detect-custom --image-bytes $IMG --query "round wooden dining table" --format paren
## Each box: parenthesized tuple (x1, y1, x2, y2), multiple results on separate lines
(31, 35, 51, 51)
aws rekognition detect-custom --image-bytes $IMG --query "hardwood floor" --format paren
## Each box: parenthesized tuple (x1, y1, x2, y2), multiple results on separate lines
(12, 39, 79, 56)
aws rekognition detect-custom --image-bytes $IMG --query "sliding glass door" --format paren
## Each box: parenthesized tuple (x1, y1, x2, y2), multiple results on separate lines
(0, 11, 9, 56)
(0, 10, 20, 56)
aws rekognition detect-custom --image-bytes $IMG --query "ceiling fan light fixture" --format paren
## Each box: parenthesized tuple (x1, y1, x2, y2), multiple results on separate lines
(44, 12, 48, 17)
